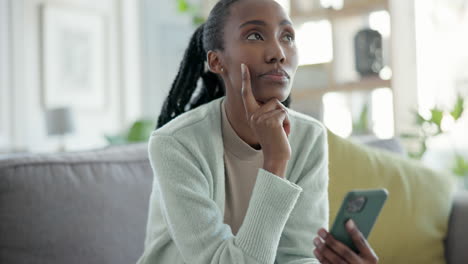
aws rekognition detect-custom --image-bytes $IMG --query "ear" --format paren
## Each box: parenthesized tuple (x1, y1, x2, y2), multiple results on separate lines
(207, 50, 224, 74)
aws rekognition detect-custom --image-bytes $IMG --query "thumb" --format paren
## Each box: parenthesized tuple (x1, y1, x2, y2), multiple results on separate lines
(346, 219, 375, 257)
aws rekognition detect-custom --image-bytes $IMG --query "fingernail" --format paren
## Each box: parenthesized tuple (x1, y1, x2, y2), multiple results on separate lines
(313, 237, 320, 247)
(346, 219, 355, 229)
(241, 63, 245, 74)
(318, 229, 327, 239)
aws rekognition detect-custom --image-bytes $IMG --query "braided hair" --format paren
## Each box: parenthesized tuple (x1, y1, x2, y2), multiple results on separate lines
(156, 0, 291, 129)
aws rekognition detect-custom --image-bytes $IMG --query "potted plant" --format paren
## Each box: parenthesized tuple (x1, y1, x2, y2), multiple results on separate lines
(105, 119, 155, 145)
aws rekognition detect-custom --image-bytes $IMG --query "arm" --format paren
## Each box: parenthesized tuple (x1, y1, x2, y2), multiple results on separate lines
(275, 127, 329, 264)
(141, 134, 303, 264)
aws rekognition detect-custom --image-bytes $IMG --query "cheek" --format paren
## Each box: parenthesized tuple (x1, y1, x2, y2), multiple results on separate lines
(226, 49, 258, 84)
(286, 48, 299, 81)
(288, 46, 299, 68)
(234, 52, 259, 68)
(225, 61, 243, 90)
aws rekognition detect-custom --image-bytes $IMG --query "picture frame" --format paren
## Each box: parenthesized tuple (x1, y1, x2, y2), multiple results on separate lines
(0, 0, 11, 149)
(40, 4, 108, 111)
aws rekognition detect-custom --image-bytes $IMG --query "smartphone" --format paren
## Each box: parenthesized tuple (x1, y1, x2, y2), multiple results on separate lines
(329, 189, 388, 253)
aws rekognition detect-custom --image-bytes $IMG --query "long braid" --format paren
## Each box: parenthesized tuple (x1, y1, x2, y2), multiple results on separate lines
(189, 71, 225, 109)
(157, 24, 207, 128)
(157, 0, 291, 129)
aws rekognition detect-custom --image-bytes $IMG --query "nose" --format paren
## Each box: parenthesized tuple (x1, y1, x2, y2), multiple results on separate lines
(265, 39, 286, 64)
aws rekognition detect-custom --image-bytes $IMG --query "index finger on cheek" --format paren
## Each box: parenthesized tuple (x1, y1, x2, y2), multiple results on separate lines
(240, 63, 259, 118)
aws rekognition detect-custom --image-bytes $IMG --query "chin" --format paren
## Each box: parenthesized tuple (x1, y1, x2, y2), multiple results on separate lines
(256, 95, 288, 105)
(255, 87, 290, 104)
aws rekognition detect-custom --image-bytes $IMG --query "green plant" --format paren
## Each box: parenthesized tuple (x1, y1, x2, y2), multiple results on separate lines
(105, 119, 155, 145)
(176, 0, 206, 25)
(453, 154, 468, 178)
(402, 94, 465, 159)
(352, 103, 370, 135)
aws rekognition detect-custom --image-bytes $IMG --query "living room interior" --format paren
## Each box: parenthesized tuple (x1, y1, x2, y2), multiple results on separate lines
(1, 0, 468, 263)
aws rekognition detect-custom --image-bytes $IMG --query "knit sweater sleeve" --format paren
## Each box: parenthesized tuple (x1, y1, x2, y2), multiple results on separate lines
(274, 125, 329, 264)
(142, 134, 303, 264)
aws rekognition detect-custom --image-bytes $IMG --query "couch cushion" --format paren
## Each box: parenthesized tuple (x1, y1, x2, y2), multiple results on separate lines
(0, 143, 153, 264)
(328, 130, 456, 264)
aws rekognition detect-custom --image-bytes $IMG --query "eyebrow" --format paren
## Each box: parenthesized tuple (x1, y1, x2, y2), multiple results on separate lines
(238, 19, 292, 29)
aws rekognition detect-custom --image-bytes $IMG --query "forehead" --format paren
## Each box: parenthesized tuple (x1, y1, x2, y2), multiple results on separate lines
(228, 0, 290, 28)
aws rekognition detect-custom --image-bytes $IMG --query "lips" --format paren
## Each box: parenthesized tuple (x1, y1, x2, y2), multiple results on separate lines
(260, 69, 290, 78)
(260, 69, 290, 83)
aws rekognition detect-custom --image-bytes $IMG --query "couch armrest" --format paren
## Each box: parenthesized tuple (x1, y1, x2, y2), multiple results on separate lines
(445, 190, 468, 264)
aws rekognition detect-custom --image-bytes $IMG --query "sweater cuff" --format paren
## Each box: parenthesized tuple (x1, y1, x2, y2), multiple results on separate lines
(235, 168, 303, 263)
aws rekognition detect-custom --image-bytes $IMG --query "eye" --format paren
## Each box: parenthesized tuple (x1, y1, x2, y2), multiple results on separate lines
(247, 32, 264, 41)
(282, 34, 295, 42)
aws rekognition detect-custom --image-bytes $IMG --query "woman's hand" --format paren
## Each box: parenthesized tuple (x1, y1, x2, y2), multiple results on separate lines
(313, 219, 379, 264)
(240, 63, 291, 178)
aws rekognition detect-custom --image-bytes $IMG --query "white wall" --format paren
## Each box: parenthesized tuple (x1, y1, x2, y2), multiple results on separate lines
(2, 0, 142, 152)
(2, 0, 198, 152)
(415, 0, 468, 116)
(414, 0, 468, 169)
(139, 0, 196, 120)
(120, 0, 143, 125)
(389, 0, 419, 135)
(0, 0, 13, 150)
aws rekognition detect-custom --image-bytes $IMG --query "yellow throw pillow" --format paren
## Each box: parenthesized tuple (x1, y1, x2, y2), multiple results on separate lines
(327, 130, 456, 264)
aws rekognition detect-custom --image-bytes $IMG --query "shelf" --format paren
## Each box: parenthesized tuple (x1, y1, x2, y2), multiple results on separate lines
(291, 76, 391, 99)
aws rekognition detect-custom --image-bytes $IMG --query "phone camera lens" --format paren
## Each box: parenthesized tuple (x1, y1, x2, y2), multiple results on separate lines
(346, 196, 367, 213)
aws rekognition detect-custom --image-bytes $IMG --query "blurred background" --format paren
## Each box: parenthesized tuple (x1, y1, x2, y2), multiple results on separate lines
(0, 0, 467, 179)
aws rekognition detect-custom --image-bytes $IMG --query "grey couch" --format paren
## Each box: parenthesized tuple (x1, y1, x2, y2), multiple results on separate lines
(0, 142, 467, 264)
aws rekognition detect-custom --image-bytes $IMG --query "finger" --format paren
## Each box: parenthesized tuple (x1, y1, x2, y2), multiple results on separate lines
(320, 229, 360, 263)
(249, 98, 287, 123)
(319, 244, 348, 264)
(313, 248, 324, 263)
(283, 108, 290, 137)
(254, 97, 286, 115)
(254, 99, 289, 120)
(314, 237, 333, 264)
(240, 63, 260, 120)
(345, 219, 376, 258)
(274, 107, 290, 137)
(257, 108, 291, 137)
(256, 108, 285, 123)
(256, 106, 286, 123)
(316, 231, 349, 264)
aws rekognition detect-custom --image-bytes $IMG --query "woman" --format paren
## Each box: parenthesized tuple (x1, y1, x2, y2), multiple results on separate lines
(137, 0, 378, 263)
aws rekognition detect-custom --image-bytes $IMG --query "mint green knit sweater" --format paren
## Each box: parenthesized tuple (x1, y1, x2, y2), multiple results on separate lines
(137, 97, 329, 264)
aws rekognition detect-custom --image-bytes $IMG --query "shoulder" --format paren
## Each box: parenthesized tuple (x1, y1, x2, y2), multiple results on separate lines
(288, 108, 326, 139)
(151, 98, 223, 138)
(148, 98, 224, 161)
